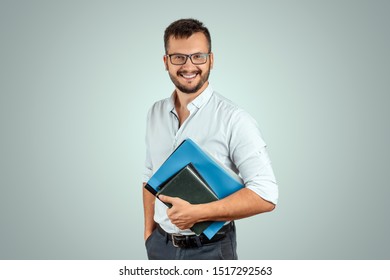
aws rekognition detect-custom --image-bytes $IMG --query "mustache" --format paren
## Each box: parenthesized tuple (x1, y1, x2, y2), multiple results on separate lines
(177, 70, 201, 75)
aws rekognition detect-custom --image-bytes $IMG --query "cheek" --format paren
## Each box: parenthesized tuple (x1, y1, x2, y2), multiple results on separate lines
(200, 65, 211, 74)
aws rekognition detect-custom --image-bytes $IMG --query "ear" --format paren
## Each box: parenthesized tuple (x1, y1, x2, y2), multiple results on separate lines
(209, 52, 214, 70)
(163, 55, 169, 71)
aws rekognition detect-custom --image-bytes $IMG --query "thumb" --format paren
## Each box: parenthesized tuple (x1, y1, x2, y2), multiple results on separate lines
(158, 194, 175, 204)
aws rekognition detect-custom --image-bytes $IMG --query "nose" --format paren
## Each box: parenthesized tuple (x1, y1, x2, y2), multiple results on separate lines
(182, 56, 197, 68)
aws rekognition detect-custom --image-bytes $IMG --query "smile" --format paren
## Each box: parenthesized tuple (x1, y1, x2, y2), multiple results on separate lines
(179, 72, 198, 79)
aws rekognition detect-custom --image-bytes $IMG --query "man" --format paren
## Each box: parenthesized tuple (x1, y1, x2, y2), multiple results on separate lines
(143, 18, 278, 260)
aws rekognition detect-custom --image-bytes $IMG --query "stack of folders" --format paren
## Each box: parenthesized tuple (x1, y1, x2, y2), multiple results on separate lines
(156, 163, 218, 235)
(145, 138, 244, 239)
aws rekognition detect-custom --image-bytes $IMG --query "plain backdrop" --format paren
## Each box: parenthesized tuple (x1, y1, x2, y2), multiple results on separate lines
(1, 0, 389, 259)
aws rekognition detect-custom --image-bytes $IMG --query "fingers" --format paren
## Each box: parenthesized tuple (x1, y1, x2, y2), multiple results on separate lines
(158, 195, 194, 230)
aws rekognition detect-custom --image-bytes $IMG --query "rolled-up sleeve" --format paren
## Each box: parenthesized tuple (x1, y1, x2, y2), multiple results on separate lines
(229, 110, 278, 204)
(143, 109, 153, 183)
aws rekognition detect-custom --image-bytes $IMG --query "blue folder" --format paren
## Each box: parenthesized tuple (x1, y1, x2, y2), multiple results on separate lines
(145, 138, 244, 239)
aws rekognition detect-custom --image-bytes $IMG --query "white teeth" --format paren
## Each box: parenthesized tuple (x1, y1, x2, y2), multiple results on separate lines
(182, 73, 197, 79)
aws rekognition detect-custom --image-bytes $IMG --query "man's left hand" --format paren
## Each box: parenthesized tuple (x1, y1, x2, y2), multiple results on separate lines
(158, 195, 199, 230)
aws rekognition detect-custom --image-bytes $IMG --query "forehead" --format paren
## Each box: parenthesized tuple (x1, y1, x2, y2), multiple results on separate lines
(167, 32, 209, 53)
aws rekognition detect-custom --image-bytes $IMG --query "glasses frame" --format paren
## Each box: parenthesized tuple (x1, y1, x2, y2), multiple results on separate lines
(166, 52, 211, 65)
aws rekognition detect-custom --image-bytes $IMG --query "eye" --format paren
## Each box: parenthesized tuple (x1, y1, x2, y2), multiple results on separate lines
(172, 55, 186, 61)
(192, 54, 203, 60)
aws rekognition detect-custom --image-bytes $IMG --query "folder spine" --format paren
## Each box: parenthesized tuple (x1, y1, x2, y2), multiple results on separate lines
(144, 183, 157, 196)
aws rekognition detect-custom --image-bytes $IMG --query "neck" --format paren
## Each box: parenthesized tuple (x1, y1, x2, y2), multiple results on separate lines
(175, 81, 209, 110)
(174, 82, 208, 127)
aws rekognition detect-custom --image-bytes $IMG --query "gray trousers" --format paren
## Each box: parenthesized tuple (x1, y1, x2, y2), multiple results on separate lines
(145, 225, 238, 260)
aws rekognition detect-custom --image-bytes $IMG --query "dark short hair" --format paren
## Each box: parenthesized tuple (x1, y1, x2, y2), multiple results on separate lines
(164, 18, 211, 53)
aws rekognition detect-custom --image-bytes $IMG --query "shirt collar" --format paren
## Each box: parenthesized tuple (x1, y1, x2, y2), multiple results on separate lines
(169, 84, 214, 111)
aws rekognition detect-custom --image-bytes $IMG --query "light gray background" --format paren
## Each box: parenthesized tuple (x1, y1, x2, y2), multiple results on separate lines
(1, 0, 389, 259)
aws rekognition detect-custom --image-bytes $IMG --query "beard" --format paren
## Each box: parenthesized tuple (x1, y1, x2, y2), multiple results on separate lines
(168, 67, 211, 94)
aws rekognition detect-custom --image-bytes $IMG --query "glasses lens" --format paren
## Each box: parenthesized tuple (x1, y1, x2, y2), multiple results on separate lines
(170, 54, 187, 65)
(191, 53, 208, 65)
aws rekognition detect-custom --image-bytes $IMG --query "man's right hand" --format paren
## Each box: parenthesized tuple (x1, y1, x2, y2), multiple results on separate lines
(144, 229, 154, 242)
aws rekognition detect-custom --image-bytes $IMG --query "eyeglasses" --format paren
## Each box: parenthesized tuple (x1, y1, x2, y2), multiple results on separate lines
(166, 53, 210, 65)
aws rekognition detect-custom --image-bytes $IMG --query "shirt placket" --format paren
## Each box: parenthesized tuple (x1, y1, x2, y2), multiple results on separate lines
(171, 104, 198, 150)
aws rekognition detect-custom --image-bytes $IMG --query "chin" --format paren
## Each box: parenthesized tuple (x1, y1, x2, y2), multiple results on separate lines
(179, 86, 202, 94)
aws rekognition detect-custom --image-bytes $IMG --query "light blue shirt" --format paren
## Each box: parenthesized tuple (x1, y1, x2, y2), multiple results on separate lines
(143, 84, 278, 234)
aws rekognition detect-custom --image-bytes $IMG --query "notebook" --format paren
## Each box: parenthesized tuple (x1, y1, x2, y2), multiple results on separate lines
(157, 163, 218, 235)
(145, 138, 244, 238)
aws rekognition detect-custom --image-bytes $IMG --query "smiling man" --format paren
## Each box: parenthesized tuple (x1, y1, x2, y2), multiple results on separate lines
(142, 18, 279, 260)
(165, 32, 211, 95)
